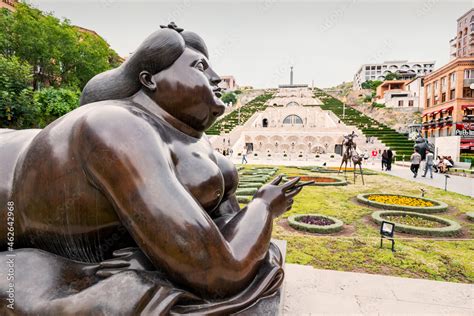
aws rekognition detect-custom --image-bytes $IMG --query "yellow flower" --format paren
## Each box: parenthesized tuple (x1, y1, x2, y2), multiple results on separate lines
(368, 195, 433, 207)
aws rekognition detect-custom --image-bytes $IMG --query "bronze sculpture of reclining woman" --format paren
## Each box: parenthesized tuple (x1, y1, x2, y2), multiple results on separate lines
(0, 23, 303, 314)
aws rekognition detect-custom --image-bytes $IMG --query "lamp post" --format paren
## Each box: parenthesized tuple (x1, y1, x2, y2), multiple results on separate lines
(444, 174, 450, 191)
(238, 106, 241, 126)
(342, 96, 347, 120)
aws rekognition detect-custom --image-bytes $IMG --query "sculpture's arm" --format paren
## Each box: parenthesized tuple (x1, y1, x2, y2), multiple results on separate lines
(76, 108, 300, 298)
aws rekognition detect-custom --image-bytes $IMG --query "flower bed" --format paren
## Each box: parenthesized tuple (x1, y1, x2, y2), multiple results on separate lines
(371, 211, 461, 237)
(357, 193, 448, 213)
(467, 212, 474, 222)
(288, 214, 344, 234)
(299, 176, 347, 186)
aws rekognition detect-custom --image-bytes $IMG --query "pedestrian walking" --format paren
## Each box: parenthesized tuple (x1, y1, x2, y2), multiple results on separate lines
(381, 149, 388, 171)
(410, 149, 422, 178)
(241, 147, 248, 164)
(422, 150, 434, 178)
(386, 148, 393, 171)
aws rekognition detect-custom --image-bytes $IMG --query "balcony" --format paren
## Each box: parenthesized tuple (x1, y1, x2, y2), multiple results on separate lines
(463, 114, 474, 122)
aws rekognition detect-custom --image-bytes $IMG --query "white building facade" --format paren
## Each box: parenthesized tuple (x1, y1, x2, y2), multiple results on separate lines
(353, 60, 435, 90)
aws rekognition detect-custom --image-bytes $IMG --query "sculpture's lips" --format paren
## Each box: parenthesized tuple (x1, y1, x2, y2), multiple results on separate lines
(213, 86, 222, 98)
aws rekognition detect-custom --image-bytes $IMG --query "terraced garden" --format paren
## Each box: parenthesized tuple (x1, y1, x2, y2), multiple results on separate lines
(236, 164, 474, 283)
(206, 93, 274, 135)
(315, 89, 415, 161)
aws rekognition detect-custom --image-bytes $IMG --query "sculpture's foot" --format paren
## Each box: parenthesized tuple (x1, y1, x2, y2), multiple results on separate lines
(0, 243, 283, 315)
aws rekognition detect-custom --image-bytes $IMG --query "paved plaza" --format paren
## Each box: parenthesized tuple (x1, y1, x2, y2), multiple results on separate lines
(283, 264, 474, 315)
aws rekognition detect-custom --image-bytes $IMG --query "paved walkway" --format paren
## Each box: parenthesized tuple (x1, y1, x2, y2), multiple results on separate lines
(283, 264, 474, 315)
(365, 163, 474, 198)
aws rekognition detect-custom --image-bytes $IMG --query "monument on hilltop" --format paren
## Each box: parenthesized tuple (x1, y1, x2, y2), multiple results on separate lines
(279, 66, 308, 88)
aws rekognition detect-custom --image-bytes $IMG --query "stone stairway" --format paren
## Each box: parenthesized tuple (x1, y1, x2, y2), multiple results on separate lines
(314, 89, 415, 161)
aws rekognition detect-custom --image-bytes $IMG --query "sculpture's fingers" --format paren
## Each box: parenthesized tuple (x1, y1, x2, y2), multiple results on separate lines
(112, 247, 137, 257)
(96, 268, 126, 278)
(99, 260, 130, 269)
(270, 174, 284, 185)
(285, 186, 303, 199)
(281, 176, 300, 190)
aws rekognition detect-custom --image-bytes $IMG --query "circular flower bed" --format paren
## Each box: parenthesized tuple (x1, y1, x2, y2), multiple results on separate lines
(467, 212, 474, 222)
(357, 193, 448, 213)
(283, 175, 347, 186)
(371, 211, 461, 237)
(300, 176, 347, 186)
(288, 214, 344, 234)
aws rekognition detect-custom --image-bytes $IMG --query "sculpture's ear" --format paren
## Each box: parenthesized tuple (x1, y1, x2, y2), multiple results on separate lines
(139, 71, 157, 91)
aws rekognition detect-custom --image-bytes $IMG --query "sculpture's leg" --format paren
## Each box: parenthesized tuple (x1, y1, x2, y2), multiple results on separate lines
(338, 157, 345, 174)
(359, 163, 365, 185)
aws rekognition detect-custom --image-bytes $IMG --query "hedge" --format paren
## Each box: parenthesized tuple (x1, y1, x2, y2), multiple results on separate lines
(357, 193, 448, 213)
(237, 195, 252, 204)
(236, 188, 258, 196)
(237, 182, 263, 188)
(371, 211, 461, 237)
(466, 212, 474, 222)
(288, 214, 344, 234)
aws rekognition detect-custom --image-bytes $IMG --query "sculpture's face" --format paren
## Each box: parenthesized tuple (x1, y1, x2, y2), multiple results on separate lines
(150, 48, 226, 131)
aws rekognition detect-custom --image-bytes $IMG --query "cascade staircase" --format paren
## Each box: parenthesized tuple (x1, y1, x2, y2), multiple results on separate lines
(314, 89, 414, 161)
(206, 93, 274, 135)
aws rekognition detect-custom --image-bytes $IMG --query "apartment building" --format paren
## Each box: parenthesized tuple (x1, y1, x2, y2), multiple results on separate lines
(449, 8, 474, 59)
(353, 60, 435, 90)
(0, 0, 17, 11)
(422, 58, 474, 155)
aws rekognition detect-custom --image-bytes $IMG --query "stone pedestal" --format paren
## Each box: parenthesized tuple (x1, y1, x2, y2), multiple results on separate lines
(234, 239, 287, 316)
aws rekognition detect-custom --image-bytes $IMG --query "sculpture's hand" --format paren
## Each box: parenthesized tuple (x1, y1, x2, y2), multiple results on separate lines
(96, 247, 155, 278)
(254, 175, 302, 218)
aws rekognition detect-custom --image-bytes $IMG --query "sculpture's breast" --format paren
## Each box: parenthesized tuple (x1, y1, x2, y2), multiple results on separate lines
(172, 143, 225, 213)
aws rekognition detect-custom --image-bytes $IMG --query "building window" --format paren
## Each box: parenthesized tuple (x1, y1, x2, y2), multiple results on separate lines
(450, 89, 455, 100)
(434, 81, 438, 94)
(283, 115, 303, 125)
(426, 84, 431, 94)
(463, 87, 473, 98)
(450, 72, 456, 85)
(426, 98, 430, 107)
(441, 77, 446, 91)
(464, 69, 474, 79)
(409, 100, 414, 107)
(398, 100, 404, 107)
(441, 92, 446, 103)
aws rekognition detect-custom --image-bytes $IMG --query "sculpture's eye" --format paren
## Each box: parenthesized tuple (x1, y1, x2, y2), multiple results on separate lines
(195, 61, 205, 72)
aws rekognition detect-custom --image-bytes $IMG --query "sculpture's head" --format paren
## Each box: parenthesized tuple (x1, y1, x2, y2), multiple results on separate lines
(80, 23, 226, 131)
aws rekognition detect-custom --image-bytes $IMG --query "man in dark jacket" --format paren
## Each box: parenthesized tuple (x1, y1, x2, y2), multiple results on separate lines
(386, 148, 393, 171)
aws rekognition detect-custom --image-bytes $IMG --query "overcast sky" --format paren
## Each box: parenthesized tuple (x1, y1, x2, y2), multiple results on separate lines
(29, 0, 473, 88)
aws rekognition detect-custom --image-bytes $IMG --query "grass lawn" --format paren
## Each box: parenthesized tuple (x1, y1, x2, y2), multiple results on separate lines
(239, 164, 474, 284)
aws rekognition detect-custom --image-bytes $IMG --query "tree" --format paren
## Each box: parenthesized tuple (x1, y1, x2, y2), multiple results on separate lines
(361, 80, 383, 91)
(0, 3, 121, 90)
(221, 92, 237, 105)
(33, 87, 80, 127)
(384, 72, 399, 81)
(0, 55, 37, 128)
